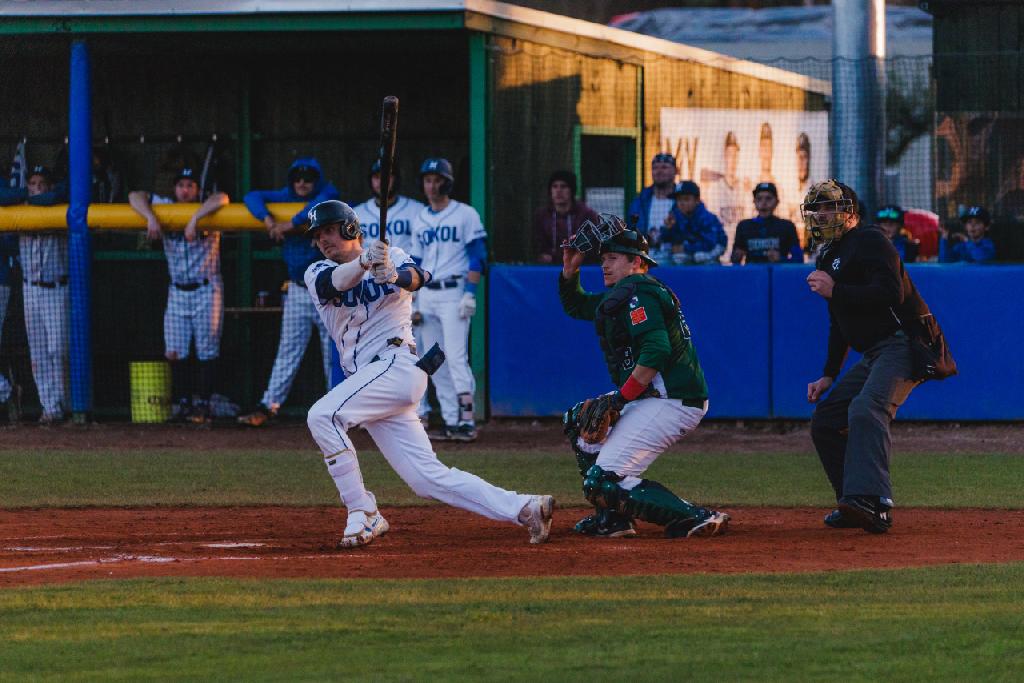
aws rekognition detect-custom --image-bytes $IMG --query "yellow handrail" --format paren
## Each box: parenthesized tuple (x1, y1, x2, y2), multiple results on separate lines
(0, 202, 309, 232)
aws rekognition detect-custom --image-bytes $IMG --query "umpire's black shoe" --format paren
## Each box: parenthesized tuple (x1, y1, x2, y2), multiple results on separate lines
(823, 508, 862, 529)
(838, 496, 893, 534)
(574, 510, 637, 538)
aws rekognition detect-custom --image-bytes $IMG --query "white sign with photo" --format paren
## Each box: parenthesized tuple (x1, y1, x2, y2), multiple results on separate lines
(660, 107, 830, 250)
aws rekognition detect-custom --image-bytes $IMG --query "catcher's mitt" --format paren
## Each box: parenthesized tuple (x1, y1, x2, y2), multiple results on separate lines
(578, 392, 626, 444)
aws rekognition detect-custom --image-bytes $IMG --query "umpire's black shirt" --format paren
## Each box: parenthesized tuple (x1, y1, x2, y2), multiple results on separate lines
(817, 224, 931, 378)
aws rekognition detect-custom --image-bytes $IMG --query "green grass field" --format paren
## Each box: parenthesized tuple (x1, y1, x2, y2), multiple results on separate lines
(2, 448, 1023, 508)
(1, 565, 1023, 681)
(2, 447, 1023, 680)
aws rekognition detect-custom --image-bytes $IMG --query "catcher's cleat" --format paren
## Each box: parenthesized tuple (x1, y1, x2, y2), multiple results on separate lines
(838, 496, 892, 534)
(237, 404, 274, 428)
(518, 495, 555, 544)
(188, 401, 212, 426)
(665, 510, 730, 538)
(824, 508, 861, 529)
(573, 510, 638, 538)
(337, 510, 390, 549)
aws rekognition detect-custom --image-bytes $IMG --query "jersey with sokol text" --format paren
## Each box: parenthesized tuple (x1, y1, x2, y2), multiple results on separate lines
(409, 200, 487, 280)
(304, 246, 417, 377)
(353, 195, 424, 255)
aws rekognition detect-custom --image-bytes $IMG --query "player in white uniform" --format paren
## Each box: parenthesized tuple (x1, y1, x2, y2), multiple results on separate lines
(353, 159, 431, 424)
(0, 166, 69, 423)
(409, 158, 485, 442)
(129, 167, 229, 424)
(301, 199, 553, 548)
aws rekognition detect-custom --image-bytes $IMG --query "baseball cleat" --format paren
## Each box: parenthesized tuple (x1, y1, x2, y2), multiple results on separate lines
(447, 424, 478, 442)
(337, 510, 390, 549)
(519, 495, 555, 544)
(574, 510, 638, 538)
(838, 496, 892, 534)
(683, 510, 730, 538)
(237, 404, 274, 428)
(824, 508, 862, 529)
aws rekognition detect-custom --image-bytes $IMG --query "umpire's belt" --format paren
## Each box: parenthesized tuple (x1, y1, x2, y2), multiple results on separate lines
(421, 274, 462, 290)
(173, 279, 209, 291)
(25, 276, 68, 288)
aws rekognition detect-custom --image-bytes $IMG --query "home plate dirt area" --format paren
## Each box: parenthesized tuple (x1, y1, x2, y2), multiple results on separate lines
(2, 505, 1023, 586)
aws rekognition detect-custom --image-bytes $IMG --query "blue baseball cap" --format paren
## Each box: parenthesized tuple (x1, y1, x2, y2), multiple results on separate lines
(961, 205, 990, 225)
(671, 180, 700, 198)
(175, 167, 198, 183)
(752, 182, 777, 198)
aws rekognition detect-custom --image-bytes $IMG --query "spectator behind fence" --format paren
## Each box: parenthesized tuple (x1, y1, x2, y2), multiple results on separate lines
(876, 205, 919, 263)
(237, 157, 339, 427)
(128, 167, 229, 425)
(731, 182, 803, 264)
(939, 205, 996, 264)
(0, 232, 17, 421)
(627, 153, 678, 236)
(533, 170, 600, 263)
(0, 165, 69, 423)
(661, 180, 726, 265)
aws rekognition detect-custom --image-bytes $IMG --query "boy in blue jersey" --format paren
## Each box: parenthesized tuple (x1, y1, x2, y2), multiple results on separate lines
(238, 158, 341, 426)
(939, 205, 996, 264)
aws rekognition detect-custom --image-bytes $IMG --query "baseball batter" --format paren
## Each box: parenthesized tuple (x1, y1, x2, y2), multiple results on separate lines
(353, 158, 429, 421)
(302, 199, 553, 548)
(0, 165, 69, 423)
(559, 218, 729, 538)
(128, 167, 228, 424)
(239, 157, 338, 426)
(409, 158, 485, 442)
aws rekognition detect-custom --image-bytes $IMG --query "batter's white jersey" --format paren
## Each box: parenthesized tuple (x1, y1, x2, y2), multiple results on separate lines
(409, 200, 486, 280)
(353, 195, 424, 255)
(304, 247, 416, 377)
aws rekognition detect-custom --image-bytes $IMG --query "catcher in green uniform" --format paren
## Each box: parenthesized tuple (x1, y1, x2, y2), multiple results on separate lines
(559, 215, 730, 538)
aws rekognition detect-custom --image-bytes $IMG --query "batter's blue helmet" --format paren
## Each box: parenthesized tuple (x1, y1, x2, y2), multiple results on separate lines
(419, 157, 454, 196)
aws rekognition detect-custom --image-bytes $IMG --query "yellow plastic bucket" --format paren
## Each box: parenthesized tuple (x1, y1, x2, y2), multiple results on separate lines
(129, 361, 171, 423)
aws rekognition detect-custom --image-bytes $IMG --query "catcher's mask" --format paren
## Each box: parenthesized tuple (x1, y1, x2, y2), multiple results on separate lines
(562, 213, 627, 253)
(599, 229, 658, 267)
(800, 179, 858, 246)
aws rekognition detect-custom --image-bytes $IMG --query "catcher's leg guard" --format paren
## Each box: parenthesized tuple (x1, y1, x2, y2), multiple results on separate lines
(582, 465, 623, 509)
(622, 479, 725, 538)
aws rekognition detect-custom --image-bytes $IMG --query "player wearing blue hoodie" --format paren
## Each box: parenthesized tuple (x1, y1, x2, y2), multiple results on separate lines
(238, 158, 341, 426)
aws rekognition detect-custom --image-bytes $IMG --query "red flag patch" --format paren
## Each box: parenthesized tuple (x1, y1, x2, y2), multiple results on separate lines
(630, 307, 648, 325)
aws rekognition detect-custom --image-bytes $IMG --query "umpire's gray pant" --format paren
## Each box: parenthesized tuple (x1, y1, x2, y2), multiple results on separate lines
(810, 334, 919, 502)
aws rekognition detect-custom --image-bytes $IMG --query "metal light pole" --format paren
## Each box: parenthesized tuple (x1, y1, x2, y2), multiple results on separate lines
(832, 0, 886, 216)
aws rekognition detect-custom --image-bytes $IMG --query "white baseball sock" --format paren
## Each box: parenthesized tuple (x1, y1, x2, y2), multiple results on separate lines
(324, 449, 376, 512)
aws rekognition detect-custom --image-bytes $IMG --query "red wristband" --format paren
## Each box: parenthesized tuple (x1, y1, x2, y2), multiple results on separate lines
(620, 375, 648, 402)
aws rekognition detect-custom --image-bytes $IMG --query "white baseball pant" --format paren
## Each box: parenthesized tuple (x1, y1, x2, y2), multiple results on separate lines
(417, 285, 474, 426)
(585, 398, 708, 490)
(0, 284, 10, 402)
(164, 280, 224, 361)
(261, 284, 331, 411)
(306, 347, 530, 522)
(23, 283, 69, 417)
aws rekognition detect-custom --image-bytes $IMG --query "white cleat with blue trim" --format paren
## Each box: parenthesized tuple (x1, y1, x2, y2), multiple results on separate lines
(338, 509, 390, 549)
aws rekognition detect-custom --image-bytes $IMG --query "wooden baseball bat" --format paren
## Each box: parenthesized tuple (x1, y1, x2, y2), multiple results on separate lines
(376, 95, 400, 245)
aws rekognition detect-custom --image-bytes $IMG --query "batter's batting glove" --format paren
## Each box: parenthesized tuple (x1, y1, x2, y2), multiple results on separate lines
(458, 292, 477, 319)
(358, 249, 373, 270)
(371, 260, 398, 284)
(367, 240, 389, 264)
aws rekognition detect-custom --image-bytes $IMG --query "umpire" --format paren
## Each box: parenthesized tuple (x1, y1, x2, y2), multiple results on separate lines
(802, 179, 944, 534)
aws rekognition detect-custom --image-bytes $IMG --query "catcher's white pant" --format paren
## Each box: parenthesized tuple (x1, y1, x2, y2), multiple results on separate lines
(164, 279, 223, 361)
(261, 284, 331, 411)
(306, 346, 530, 523)
(585, 397, 708, 490)
(417, 285, 474, 426)
(23, 283, 69, 417)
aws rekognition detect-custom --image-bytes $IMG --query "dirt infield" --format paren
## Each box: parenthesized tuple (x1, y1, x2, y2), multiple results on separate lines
(2, 419, 1022, 454)
(2, 505, 1023, 586)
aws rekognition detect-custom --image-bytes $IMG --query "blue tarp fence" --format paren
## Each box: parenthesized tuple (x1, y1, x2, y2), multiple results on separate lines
(488, 264, 1023, 421)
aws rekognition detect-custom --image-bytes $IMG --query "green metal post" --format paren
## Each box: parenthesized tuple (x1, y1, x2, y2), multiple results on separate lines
(468, 31, 488, 420)
(237, 74, 255, 404)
